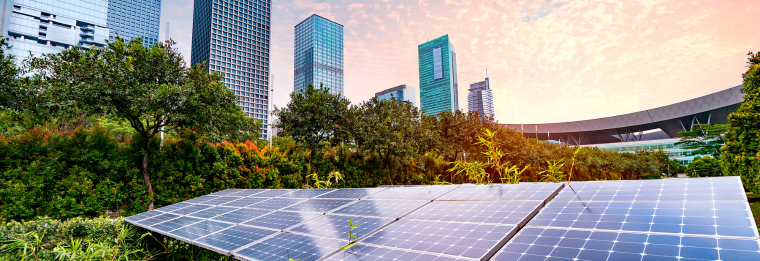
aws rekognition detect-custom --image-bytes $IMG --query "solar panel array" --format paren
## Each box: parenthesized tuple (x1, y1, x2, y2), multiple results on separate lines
(125, 177, 760, 261)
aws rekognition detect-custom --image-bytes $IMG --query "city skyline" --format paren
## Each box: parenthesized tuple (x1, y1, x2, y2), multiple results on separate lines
(418, 34, 458, 115)
(468, 76, 494, 119)
(139, 0, 759, 123)
(293, 14, 344, 95)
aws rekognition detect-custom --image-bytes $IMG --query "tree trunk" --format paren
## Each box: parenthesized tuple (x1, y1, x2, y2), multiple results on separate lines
(384, 152, 393, 185)
(142, 141, 154, 211)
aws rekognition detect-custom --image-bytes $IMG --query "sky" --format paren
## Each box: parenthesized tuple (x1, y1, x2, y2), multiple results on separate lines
(159, 0, 760, 124)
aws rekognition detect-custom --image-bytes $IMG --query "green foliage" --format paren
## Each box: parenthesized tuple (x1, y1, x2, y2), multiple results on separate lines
(475, 129, 509, 182)
(539, 160, 566, 183)
(339, 211, 360, 251)
(448, 160, 491, 185)
(677, 123, 728, 159)
(685, 156, 722, 177)
(722, 51, 760, 194)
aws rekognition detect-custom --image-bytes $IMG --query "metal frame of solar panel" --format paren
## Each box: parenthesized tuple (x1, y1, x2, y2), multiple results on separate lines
(492, 176, 760, 261)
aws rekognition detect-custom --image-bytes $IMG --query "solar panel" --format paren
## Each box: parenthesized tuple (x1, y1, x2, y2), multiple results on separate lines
(134, 213, 181, 227)
(438, 183, 562, 201)
(210, 189, 248, 196)
(231, 233, 345, 261)
(242, 211, 322, 230)
(286, 214, 395, 240)
(404, 200, 543, 225)
(194, 225, 278, 253)
(330, 199, 429, 218)
(169, 220, 234, 241)
(125, 210, 164, 222)
(554, 177, 746, 202)
(151, 216, 204, 232)
(282, 199, 356, 213)
(324, 243, 470, 261)
(154, 202, 193, 212)
(188, 206, 239, 219)
(316, 188, 389, 199)
(277, 189, 337, 198)
(360, 219, 516, 260)
(170, 204, 213, 215)
(199, 196, 245, 206)
(364, 185, 458, 200)
(247, 198, 307, 210)
(220, 197, 270, 208)
(492, 227, 760, 261)
(210, 208, 273, 224)
(184, 195, 220, 204)
(227, 189, 269, 197)
(252, 189, 298, 197)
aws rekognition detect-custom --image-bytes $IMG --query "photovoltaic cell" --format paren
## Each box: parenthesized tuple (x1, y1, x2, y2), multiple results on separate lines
(365, 186, 458, 200)
(194, 225, 278, 253)
(242, 211, 322, 230)
(154, 202, 193, 212)
(253, 189, 299, 197)
(247, 198, 307, 210)
(169, 220, 234, 241)
(316, 188, 389, 199)
(135, 213, 181, 227)
(404, 200, 542, 225)
(188, 206, 239, 219)
(361, 219, 516, 259)
(287, 214, 395, 240)
(220, 197, 271, 208)
(210, 208, 273, 224)
(228, 189, 269, 197)
(200, 196, 245, 206)
(282, 199, 356, 213)
(438, 183, 561, 201)
(184, 195, 220, 204)
(554, 177, 746, 202)
(530, 201, 758, 238)
(331, 200, 429, 218)
(492, 227, 760, 261)
(278, 189, 337, 198)
(325, 244, 471, 261)
(170, 204, 213, 215)
(232, 233, 345, 261)
(125, 210, 164, 222)
(151, 216, 203, 232)
(211, 189, 248, 196)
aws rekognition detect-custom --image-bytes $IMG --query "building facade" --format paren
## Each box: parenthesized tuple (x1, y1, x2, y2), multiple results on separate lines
(106, 0, 161, 47)
(190, 0, 272, 138)
(418, 35, 458, 115)
(375, 84, 417, 107)
(468, 77, 494, 118)
(293, 14, 343, 95)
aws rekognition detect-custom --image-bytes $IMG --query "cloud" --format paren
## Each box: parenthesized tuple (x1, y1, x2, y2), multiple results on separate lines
(521, 0, 565, 22)
(348, 3, 365, 10)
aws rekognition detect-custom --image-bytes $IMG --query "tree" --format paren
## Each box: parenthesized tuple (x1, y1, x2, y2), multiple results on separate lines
(676, 123, 728, 158)
(29, 38, 249, 210)
(686, 156, 721, 177)
(273, 83, 352, 169)
(352, 96, 421, 185)
(722, 51, 760, 194)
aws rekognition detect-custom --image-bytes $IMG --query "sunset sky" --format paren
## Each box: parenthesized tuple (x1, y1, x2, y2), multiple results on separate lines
(159, 0, 760, 124)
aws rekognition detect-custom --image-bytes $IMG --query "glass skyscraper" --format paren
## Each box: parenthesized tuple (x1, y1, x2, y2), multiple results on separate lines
(376, 84, 417, 107)
(1, 0, 161, 66)
(190, 0, 271, 138)
(468, 77, 494, 118)
(106, 0, 161, 47)
(294, 14, 343, 95)
(418, 35, 458, 115)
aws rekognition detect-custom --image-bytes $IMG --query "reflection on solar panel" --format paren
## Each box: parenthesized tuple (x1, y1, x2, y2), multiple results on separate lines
(170, 220, 234, 241)
(210, 208, 273, 224)
(404, 200, 542, 225)
(170, 204, 212, 215)
(242, 211, 322, 230)
(315, 188, 389, 199)
(325, 244, 468, 261)
(282, 199, 356, 213)
(278, 189, 337, 198)
(247, 198, 307, 210)
(554, 176, 746, 202)
(438, 183, 561, 201)
(125, 209, 163, 222)
(151, 216, 203, 232)
(232, 233, 344, 261)
(227, 189, 269, 197)
(287, 214, 395, 240)
(210, 188, 249, 196)
(364, 185, 458, 200)
(154, 202, 192, 212)
(330, 199, 429, 218)
(188, 206, 238, 219)
(253, 189, 298, 197)
(195, 225, 278, 253)
(200, 196, 245, 206)
(220, 197, 270, 208)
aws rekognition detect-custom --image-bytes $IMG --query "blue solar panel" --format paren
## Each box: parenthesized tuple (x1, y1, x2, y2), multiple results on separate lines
(134, 213, 181, 227)
(154, 202, 193, 212)
(210, 208, 273, 224)
(210, 189, 248, 196)
(287, 214, 395, 241)
(361, 219, 516, 260)
(220, 197, 270, 208)
(200, 196, 244, 206)
(325, 244, 470, 261)
(169, 220, 234, 241)
(125, 210, 164, 222)
(315, 188, 389, 199)
(184, 195, 220, 204)
(151, 216, 203, 232)
(242, 211, 322, 230)
(404, 200, 542, 225)
(331, 200, 429, 218)
(438, 183, 562, 201)
(554, 177, 746, 202)
(253, 189, 299, 197)
(188, 206, 239, 219)
(170, 204, 213, 215)
(228, 189, 269, 197)
(492, 227, 760, 261)
(282, 199, 356, 213)
(278, 189, 337, 198)
(364, 185, 458, 200)
(232, 233, 345, 261)
(247, 198, 307, 210)
(194, 225, 278, 253)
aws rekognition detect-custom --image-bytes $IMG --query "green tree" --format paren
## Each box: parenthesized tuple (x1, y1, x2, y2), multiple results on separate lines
(676, 123, 728, 158)
(352, 96, 421, 185)
(274, 83, 352, 169)
(686, 156, 722, 177)
(722, 51, 760, 194)
(28, 38, 249, 210)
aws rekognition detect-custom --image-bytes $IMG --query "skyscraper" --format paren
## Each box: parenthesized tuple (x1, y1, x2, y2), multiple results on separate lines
(468, 77, 494, 118)
(294, 14, 343, 95)
(418, 35, 458, 115)
(190, 0, 272, 138)
(1, 0, 162, 66)
(376, 84, 417, 107)
(106, 0, 162, 47)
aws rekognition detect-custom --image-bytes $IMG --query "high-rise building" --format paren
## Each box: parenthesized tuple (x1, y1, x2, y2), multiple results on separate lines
(418, 35, 458, 115)
(376, 84, 417, 107)
(293, 14, 343, 95)
(1, 0, 162, 66)
(106, 0, 162, 47)
(190, 0, 272, 139)
(468, 77, 494, 118)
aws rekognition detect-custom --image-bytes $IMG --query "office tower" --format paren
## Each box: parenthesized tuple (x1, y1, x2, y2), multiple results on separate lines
(418, 35, 458, 115)
(468, 77, 494, 118)
(376, 84, 418, 107)
(106, 0, 162, 47)
(190, 0, 272, 139)
(293, 14, 343, 95)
